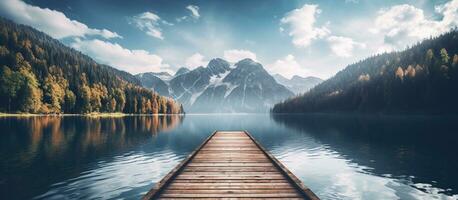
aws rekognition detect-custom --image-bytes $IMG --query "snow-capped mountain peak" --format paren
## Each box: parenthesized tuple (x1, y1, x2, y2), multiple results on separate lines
(137, 58, 294, 113)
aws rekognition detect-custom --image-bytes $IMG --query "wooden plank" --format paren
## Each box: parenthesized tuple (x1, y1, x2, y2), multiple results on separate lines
(175, 175, 286, 180)
(211, 138, 250, 140)
(179, 172, 283, 176)
(166, 185, 295, 190)
(204, 144, 257, 146)
(193, 156, 267, 159)
(159, 198, 305, 200)
(187, 162, 275, 167)
(142, 131, 319, 200)
(167, 183, 295, 190)
(190, 160, 272, 163)
(162, 189, 299, 194)
(183, 167, 278, 172)
(195, 153, 266, 156)
(191, 158, 271, 161)
(159, 193, 302, 198)
(200, 148, 261, 151)
(197, 152, 265, 154)
(171, 179, 290, 183)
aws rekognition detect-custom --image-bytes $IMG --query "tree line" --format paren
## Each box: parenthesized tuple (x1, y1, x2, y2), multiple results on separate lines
(0, 18, 183, 114)
(273, 30, 458, 114)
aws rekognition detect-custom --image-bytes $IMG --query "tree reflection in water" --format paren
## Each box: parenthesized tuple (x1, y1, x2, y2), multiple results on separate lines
(0, 115, 183, 200)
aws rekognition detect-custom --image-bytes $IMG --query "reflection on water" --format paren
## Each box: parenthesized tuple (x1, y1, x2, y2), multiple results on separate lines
(271, 114, 458, 199)
(0, 114, 457, 200)
(0, 115, 184, 200)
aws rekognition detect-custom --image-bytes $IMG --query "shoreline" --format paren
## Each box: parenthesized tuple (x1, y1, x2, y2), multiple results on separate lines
(0, 112, 185, 117)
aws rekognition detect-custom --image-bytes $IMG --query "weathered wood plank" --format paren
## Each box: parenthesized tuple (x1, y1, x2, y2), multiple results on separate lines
(187, 162, 275, 167)
(200, 148, 261, 151)
(171, 179, 290, 183)
(180, 171, 282, 176)
(159, 198, 305, 200)
(162, 189, 299, 194)
(191, 159, 271, 162)
(183, 167, 278, 172)
(159, 193, 302, 198)
(167, 183, 294, 190)
(175, 175, 286, 180)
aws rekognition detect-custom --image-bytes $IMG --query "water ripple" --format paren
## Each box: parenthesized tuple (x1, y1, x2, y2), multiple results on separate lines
(33, 149, 184, 200)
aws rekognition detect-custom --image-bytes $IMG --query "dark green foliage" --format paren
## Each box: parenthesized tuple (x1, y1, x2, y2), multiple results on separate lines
(0, 18, 183, 114)
(0, 65, 24, 111)
(273, 30, 458, 114)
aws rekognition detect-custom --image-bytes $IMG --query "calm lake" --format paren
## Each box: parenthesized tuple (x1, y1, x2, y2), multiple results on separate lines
(0, 114, 457, 200)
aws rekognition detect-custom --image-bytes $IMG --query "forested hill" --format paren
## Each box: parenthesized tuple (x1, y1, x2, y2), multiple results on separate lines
(0, 18, 183, 114)
(273, 30, 458, 114)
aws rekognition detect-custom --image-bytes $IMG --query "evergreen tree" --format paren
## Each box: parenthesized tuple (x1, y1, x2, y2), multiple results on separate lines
(273, 30, 458, 114)
(0, 18, 183, 114)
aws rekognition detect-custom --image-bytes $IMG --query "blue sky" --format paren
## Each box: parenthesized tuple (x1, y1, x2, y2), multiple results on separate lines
(1, 0, 457, 78)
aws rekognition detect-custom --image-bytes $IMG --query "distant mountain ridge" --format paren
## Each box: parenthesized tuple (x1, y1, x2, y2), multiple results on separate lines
(135, 72, 170, 96)
(273, 30, 458, 114)
(175, 67, 190, 76)
(273, 74, 323, 94)
(137, 58, 294, 113)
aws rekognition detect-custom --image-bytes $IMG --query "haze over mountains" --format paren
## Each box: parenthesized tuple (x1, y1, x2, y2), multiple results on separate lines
(273, 74, 323, 94)
(137, 58, 321, 113)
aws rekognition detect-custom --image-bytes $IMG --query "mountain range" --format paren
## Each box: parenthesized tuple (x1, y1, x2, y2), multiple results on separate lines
(136, 58, 320, 113)
(273, 74, 322, 94)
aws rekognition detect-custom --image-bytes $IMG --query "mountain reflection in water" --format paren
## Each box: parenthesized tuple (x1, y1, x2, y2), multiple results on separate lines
(1, 114, 457, 200)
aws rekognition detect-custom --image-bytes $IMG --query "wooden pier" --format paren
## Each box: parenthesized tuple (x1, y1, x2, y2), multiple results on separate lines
(143, 131, 319, 199)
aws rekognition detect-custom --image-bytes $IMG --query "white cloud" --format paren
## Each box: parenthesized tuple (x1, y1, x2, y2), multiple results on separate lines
(372, 1, 458, 49)
(177, 5, 201, 22)
(327, 36, 366, 57)
(176, 16, 188, 22)
(186, 5, 200, 19)
(280, 4, 330, 48)
(223, 49, 257, 63)
(70, 38, 168, 74)
(185, 53, 208, 69)
(267, 55, 309, 79)
(0, 0, 121, 39)
(436, 0, 458, 28)
(130, 12, 165, 39)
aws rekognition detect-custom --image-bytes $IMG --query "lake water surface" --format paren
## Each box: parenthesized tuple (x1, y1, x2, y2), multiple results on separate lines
(0, 114, 457, 200)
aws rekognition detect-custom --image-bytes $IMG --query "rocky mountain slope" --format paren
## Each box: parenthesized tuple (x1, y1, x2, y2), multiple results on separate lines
(137, 58, 294, 113)
(135, 72, 170, 96)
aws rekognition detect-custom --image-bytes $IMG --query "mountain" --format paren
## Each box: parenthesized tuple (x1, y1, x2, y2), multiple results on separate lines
(190, 58, 294, 112)
(273, 30, 458, 114)
(0, 18, 182, 114)
(135, 72, 170, 96)
(140, 58, 294, 113)
(175, 67, 190, 76)
(273, 74, 323, 94)
(149, 71, 173, 81)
